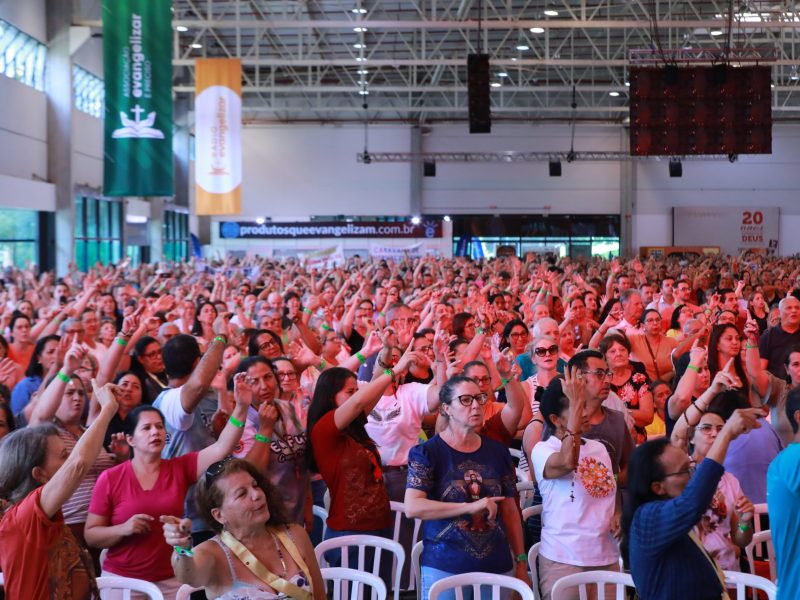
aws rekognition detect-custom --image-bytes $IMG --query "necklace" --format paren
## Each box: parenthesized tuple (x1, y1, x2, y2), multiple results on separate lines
(268, 528, 288, 579)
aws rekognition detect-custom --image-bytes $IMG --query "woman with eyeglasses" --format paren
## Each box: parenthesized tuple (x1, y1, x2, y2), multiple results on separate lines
(622, 406, 764, 600)
(501, 319, 530, 359)
(84, 375, 250, 599)
(523, 335, 561, 417)
(627, 308, 679, 384)
(248, 328, 285, 360)
(670, 386, 756, 572)
(130, 335, 168, 404)
(162, 457, 326, 599)
(405, 375, 527, 599)
(601, 333, 654, 445)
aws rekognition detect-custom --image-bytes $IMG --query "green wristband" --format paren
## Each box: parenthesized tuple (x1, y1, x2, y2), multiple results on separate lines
(687, 365, 700, 373)
(379, 311, 385, 317)
(57, 371, 71, 384)
(515, 553, 527, 563)
(384, 368, 395, 380)
(738, 522, 751, 533)
(318, 359, 327, 370)
(745, 344, 757, 350)
(229, 416, 245, 428)
(355, 352, 366, 364)
(303, 308, 312, 315)
(116, 337, 128, 347)
(174, 546, 194, 557)
(321, 324, 332, 332)
(477, 327, 485, 335)
(500, 377, 510, 388)
(255, 433, 272, 444)
(213, 335, 227, 344)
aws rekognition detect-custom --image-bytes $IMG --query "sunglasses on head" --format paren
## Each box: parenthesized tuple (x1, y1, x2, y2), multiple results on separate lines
(534, 345, 559, 357)
(204, 456, 235, 487)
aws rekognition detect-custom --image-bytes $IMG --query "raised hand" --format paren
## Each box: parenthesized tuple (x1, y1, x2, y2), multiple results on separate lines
(64, 342, 89, 375)
(721, 407, 765, 440)
(212, 314, 229, 338)
(108, 432, 130, 461)
(257, 401, 278, 432)
(160, 515, 192, 548)
(233, 372, 254, 408)
(91, 379, 120, 414)
(0, 358, 17, 387)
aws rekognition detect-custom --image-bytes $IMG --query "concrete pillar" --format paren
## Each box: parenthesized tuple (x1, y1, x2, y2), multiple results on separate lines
(410, 126, 423, 217)
(619, 128, 636, 257)
(149, 197, 164, 263)
(46, 0, 74, 276)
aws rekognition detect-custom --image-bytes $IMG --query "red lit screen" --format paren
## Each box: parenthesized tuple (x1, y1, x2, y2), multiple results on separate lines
(629, 66, 772, 156)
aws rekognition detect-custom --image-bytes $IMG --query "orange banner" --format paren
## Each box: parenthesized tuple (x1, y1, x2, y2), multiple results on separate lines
(194, 58, 242, 215)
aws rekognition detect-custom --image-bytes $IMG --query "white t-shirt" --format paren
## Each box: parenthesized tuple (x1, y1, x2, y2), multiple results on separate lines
(532, 435, 619, 567)
(364, 381, 430, 466)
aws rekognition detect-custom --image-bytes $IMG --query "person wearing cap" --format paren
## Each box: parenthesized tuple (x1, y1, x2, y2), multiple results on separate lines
(531, 369, 620, 600)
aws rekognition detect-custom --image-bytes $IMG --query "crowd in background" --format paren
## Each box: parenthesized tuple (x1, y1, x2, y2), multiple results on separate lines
(0, 250, 798, 600)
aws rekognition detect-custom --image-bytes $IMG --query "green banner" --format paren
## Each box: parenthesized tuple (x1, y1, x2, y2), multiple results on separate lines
(103, 0, 173, 196)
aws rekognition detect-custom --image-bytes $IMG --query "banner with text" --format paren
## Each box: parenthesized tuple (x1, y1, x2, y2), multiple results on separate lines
(301, 246, 345, 269)
(219, 220, 443, 239)
(369, 242, 434, 260)
(673, 207, 779, 255)
(103, 0, 173, 196)
(195, 59, 242, 215)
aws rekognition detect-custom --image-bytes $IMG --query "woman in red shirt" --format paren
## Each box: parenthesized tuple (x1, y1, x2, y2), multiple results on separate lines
(307, 350, 417, 563)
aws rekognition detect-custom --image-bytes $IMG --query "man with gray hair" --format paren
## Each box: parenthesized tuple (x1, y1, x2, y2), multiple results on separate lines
(615, 289, 644, 335)
(759, 295, 800, 379)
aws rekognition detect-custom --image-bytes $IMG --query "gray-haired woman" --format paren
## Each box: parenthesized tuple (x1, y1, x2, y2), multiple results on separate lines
(0, 380, 119, 600)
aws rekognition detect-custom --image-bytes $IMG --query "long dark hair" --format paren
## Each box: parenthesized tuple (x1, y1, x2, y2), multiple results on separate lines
(598, 299, 620, 325)
(247, 329, 284, 357)
(25, 335, 59, 378)
(306, 367, 378, 472)
(669, 304, 686, 331)
(192, 301, 218, 336)
(707, 324, 748, 390)
(501, 319, 528, 351)
(620, 437, 671, 567)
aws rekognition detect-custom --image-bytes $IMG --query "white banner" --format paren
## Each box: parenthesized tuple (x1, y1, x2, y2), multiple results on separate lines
(673, 207, 779, 255)
(302, 245, 345, 269)
(369, 242, 434, 260)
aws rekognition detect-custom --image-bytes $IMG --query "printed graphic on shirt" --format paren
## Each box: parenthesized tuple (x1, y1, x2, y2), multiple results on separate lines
(698, 488, 728, 536)
(271, 432, 307, 463)
(369, 403, 402, 423)
(577, 456, 615, 498)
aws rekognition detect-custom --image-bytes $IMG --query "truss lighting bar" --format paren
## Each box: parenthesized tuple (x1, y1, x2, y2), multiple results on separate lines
(355, 152, 737, 163)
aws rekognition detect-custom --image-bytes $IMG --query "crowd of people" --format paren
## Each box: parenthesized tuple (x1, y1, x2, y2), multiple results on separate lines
(0, 251, 797, 600)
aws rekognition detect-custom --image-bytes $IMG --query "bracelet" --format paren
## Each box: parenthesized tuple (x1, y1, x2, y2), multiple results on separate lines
(687, 365, 700, 373)
(384, 368, 395, 380)
(174, 546, 195, 557)
(303, 308, 312, 315)
(116, 337, 128, 347)
(321, 324, 332, 331)
(318, 359, 327, 370)
(213, 335, 227, 345)
(738, 522, 752, 532)
(119, 330, 133, 338)
(691, 400, 704, 415)
(255, 433, 272, 444)
(355, 352, 366, 364)
(532, 418, 545, 426)
(745, 343, 757, 349)
(57, 371, 71, 384)
(228, 415, 245, 428)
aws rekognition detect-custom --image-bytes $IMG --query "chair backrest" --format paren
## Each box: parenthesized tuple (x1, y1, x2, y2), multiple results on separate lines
(745, 530, 776, 582)
(313, 504, 329, 541)
(516, 480, 535, 509)
(324, 489, 331, 512)
(0, 572, 4, 587)
(522, 504, 543, 522)
(723, 570, 777, 600)
(509, 448, 523, 461)
(411, 541, 424, 600)
(176, 584, 203, 600)
(321, 567, 388, 600)
(550, 570, 635, 600)
(753, 503, 768, 535)
(429, 572, 535, 600)
(315, 534, 405, 600)
(528, 542, 541, 600)
(389, 501, 422, 591)
(96, 576, 165, 600)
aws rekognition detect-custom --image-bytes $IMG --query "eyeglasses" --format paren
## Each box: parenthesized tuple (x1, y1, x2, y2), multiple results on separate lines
(534, 345, 559, 357)
(470, 376, 492, 385)
(582, 369, 614, 379)
(415, 345, 434, 353)
(663, 465, 695, 479)
(454, 393, 489, 407)
(696, 424, 724, 435)
(141, 350, 162, 359)
(258, 340, 279, 351)
(204, 456, 236, 487)
(277, 371, 298, 380)
(509, 332, 529, 339)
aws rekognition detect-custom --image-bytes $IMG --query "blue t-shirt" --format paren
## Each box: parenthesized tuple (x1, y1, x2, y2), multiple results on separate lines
(406, 434, 516, 574)
(10, 375, 41, 415)
(725, 418, 782, 504)
(767, 443, 800, 600)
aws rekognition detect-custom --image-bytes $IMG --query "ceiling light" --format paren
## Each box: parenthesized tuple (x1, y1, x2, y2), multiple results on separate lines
(497, 71, 509, 77)
(529, 27, 545, 34)
(443, 215, 451, 222)
(511, 57, 518, 61)
(624, 81, 630, 87)
(176, 25, 188, 32)
(358, 89, 369, 95)
(190, 43, 202, 49)
(125, 215, 148, 224)
(710, 29, 724, 36)
(353, 27, 368, 32)
(352, 7, 367, 13)
(791, 66, 799, 81)
(411, 216, 421, 225)
(355, 57, 366, 61)
(357, 69, 369, 75)
(544, 9, 559, 16)
(609, 91, 620, 97)
(353, 43, 365, 48)
(516, 44, 530, 51)
(255, 217, 265, 225)
(490, 81, 502, 87)
(358, 79, 367, 85)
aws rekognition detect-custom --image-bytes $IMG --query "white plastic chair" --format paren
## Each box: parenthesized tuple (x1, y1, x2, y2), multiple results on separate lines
(550, 570, 635, 600)
(723, 570, 776, 600)
(176, 584, 202, 600)
(429, 572, 535, 600)
(313, 504, 329, 541)
(411, 541, 424, 600)
(322, 567, 388, 600)
(753, 503, 769, 535)
(96, 575, 164, 600)
(745, 529, 776, 582)
(324, 489, 331, 512)
(516, 480, 535, 509)
(389, 500, 422, 591)
(528, 542, 541, 600)
(521, 504, 542, 522)
(316, 534, 405, 600)
(0, 572, 4, 587)
(509, 448, 523, 461)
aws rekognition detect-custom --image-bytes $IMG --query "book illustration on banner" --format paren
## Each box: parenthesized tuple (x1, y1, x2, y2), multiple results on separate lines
(112, 105, 165, 139)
